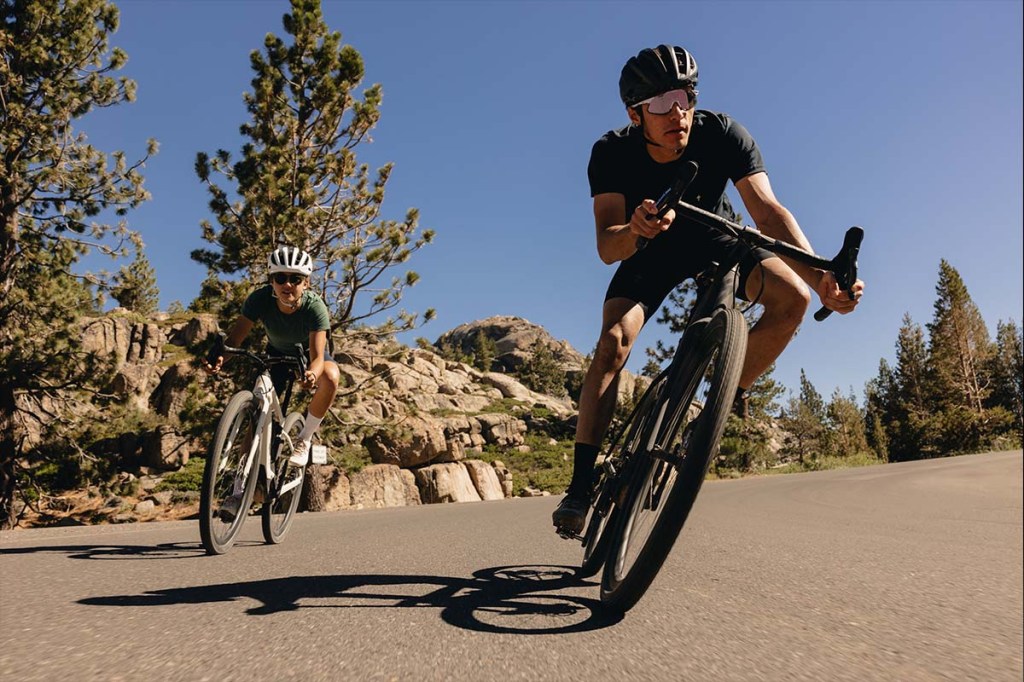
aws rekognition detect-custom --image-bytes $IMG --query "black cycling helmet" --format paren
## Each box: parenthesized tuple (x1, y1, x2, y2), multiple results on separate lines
(619, 45, 699, 108)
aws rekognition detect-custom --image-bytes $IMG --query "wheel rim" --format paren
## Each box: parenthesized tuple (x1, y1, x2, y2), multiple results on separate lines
(208, 404, 256, 545)
(583, 373, 667, 565)
(612, 348, 717, 584)
(265, 459, 303, 535)
(263, 415, 305, 540)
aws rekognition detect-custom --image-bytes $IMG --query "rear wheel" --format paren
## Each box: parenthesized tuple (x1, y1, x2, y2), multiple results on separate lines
(601, 308, 747, 611)
(261, 412, 306, 544)
(200, 391, 261, 555)
(578, 371, 669, 578)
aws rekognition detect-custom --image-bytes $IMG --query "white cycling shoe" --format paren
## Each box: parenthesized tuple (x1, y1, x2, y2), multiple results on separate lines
(219, 493, 244, 522)
(289, 439, 312, 467)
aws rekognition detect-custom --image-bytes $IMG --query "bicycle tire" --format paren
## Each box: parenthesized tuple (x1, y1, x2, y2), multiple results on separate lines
(200, 390, 262, 555)
(261, 411, 306, 544)
(578, 371, 669, 578)
(601, 307, 747, 611)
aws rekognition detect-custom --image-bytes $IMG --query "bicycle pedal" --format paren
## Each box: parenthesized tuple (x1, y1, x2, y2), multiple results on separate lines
(555, 526, 583, 542)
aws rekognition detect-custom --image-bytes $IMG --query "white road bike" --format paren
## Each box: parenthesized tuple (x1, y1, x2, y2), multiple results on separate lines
(199, 338, 319, 555)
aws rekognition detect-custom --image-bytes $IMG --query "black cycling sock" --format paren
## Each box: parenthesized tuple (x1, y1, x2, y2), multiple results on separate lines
(569, 443, 600, 494)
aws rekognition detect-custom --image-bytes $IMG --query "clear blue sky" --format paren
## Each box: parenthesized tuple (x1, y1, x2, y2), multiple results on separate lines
(81, 0, 1023, 401)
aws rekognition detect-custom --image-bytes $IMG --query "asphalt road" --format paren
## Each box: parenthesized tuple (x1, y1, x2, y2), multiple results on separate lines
(1, 451, 1021, 682)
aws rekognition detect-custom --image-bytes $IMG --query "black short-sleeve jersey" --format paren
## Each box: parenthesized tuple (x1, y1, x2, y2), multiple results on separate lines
(587, 110, 765, 223)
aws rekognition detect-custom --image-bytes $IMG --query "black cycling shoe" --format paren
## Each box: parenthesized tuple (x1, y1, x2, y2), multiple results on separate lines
(732, 389, 749, 420)
(552, 488, 590, 535)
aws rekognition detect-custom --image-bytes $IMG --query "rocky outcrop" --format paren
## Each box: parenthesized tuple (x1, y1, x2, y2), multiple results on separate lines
(349, 464, 421, 509)
(26, 311, 595, 522)
(436, 315, 585, 373)
(436, 314, 642, 408)
(141, 426, 190, 471)
(480, 372, 574, 416)
(414, 462, 482, 504)
(463, 459, 505, 501)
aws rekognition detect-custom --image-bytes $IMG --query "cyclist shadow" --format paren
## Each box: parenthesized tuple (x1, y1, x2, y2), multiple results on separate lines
(0, 540, 243, 560)
(0, 540, 209, 557)
(79, 564, 623, 634)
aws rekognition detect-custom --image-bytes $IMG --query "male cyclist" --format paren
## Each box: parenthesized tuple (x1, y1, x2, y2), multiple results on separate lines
(203, 246, 340, 519)
(552, 45, 864, 534)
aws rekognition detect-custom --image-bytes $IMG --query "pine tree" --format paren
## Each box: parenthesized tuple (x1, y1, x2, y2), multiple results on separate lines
(517, 341, 567, 397)
(747, 364, 785, 419)
(111, 249, 160, 315)
(864, 359, 896, 461)
(987, 320, 1023, 441)
(926, 260, 995, 452)
(799, 369, 826, 422)
(779, 369, 827, 464)
(927, 260, 992, 412)
(889, 314, 935, 460)
(716, 361, 787, 472)
(191, 0, 433, 339)
(0, 0, 154, 528)
(825, 388, 869, 459)
(471, 331, 497, 372)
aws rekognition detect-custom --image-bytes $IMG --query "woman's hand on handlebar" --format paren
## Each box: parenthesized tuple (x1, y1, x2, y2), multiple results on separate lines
(301, 370, 319, 390)
(815, 270, 864, 315)
(302, 359, 323, 390)
(202, 356, 224, 375)
(631, 199, 674, 240)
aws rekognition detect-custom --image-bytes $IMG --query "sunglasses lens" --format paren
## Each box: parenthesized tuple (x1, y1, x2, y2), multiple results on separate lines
(273, 274, 305, 285)
(646, 89, 693, 114)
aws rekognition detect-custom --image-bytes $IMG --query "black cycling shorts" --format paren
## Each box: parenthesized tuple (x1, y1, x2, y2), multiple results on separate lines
(604, 222, 776, 319)
(267, 344, 334, 396)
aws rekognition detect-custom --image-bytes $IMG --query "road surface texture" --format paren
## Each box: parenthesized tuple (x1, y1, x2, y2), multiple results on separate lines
(2, 450, 1021, 681)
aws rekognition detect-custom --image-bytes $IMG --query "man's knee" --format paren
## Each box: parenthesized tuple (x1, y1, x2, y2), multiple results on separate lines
(786, 281, 812, 316)
(756, 263, 810, 319)
(764, 280, 810, 329)
(594, 323, 634, 371)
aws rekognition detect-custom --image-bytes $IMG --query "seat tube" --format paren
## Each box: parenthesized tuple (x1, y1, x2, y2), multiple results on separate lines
(252, 373, 276, 472)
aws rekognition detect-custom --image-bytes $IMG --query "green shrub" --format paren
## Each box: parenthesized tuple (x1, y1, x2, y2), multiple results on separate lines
(154, 457, 206, 493)
(330, 444, 373, 473)
(482, 435, 573, 495)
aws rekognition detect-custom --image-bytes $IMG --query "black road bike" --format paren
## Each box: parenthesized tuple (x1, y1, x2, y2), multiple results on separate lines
(567, 161, 863, 612)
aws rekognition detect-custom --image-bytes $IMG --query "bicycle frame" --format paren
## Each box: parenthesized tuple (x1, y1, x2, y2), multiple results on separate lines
(233, 372, 303, 499)
(623, 167, 864, 474)
(215, 340, 308, 502)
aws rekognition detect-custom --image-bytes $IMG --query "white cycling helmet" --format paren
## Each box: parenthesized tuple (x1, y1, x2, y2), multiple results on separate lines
(267, 246, 313, 276)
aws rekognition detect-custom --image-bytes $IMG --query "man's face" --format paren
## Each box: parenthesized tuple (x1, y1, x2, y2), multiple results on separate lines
(628, 88, 696, 150)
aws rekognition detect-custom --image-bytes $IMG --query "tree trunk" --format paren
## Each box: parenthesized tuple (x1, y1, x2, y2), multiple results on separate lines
(0, 387, 22, 530)
(300, 464, 327, 512)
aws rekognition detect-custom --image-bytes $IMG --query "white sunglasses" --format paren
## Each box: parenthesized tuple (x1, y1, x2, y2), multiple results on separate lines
(636, 88, 698, 114)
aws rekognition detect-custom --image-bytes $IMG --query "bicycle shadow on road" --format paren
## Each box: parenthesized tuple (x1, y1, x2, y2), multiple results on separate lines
(0, 541, 242, 560)
(78, 564, 624, 634)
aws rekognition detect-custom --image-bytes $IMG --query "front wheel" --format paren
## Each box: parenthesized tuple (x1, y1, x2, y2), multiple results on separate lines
(578, 370, 670, 578)
(601, 308, 747, 611)
(261, 412, 306, 544)
(200, 391, 261, 555)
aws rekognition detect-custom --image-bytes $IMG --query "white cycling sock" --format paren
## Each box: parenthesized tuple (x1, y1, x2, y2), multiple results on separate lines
(297, 413, 323, 442)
